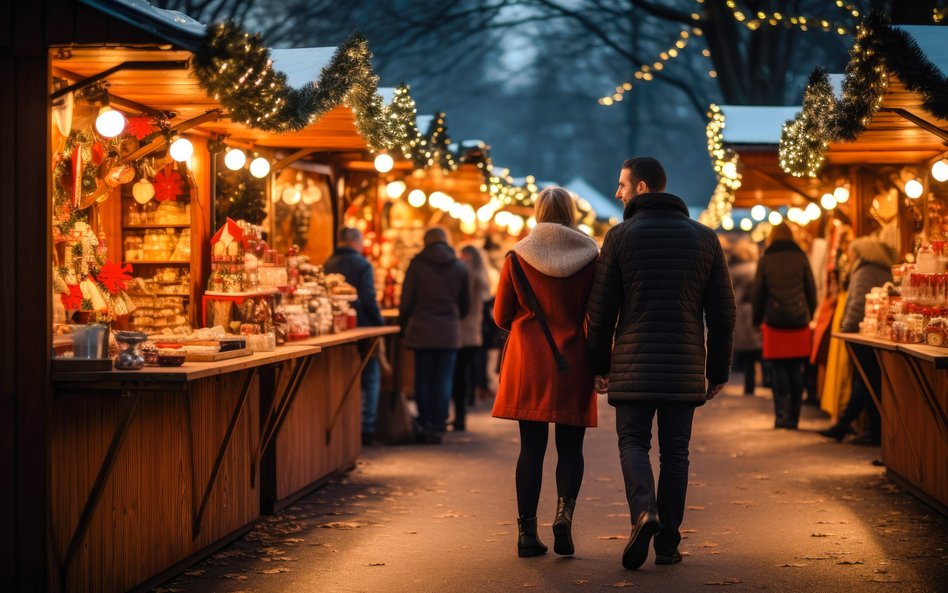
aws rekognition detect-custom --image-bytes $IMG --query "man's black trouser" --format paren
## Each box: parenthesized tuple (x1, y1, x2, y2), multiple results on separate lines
(615, 401, 696, 554)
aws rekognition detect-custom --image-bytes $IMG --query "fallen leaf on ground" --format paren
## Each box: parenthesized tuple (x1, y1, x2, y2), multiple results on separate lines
(704, 578, 741, 586)
(183, 569, 204, 576)
(485, 539, 497, 543)
(261, 567, 292, 574)
(700, 541, 719, 548)
(368, 563, 386, 566)
(573, 580, 590, 585)
(797, 556, 832, 560)
(810, 532, 834, 537)
(223, 574, 248, 580)
(609, 581, 634, 588)
(688, 506, 706, 510)
(283, 538, 304, 543)
(522, 582, 538, 587)
(681, 529, 698, 534)
(778, 563, 806, 568)
(319, 521, 363, 529)
(405, 531, 418, 535)
(584, 497, 602, 501)
(730, 500, 755, 507)
(868, 578, 904, 583)
(433, 512, 467, 518)
(598, 535, 625, 540)
(837, 560, 865, 565)
(595, 477, 614, 482)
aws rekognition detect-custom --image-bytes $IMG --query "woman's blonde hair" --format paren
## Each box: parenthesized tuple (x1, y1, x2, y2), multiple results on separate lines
(534, 186, 577, 228)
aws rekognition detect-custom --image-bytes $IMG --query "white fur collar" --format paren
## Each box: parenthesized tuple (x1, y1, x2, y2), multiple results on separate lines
(511, 223, 599, 278)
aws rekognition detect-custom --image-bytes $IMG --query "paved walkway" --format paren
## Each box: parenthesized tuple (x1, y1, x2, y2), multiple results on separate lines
(160, 385, 947, 593)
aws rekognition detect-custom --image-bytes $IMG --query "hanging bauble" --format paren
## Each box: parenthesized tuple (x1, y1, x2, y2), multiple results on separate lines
(133, 179, 156, 204)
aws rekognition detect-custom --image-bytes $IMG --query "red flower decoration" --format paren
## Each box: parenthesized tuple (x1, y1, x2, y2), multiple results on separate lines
(90, 141, 106, 166)
(153, 165, 185, 202)
(97, 261, 133, 295)
(126, 117, 154, 140)
(61, 284, 84, 310)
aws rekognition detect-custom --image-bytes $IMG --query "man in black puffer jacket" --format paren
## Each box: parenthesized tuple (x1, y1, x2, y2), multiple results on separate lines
(587, 157, 735, 571)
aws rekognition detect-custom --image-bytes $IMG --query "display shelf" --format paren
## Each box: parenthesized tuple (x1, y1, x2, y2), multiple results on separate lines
(123, 223, 191, 229)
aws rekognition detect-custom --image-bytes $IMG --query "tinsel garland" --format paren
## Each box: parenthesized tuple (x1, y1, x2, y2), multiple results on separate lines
(778, 13, 948, 177)
(193, 23, 414, 151)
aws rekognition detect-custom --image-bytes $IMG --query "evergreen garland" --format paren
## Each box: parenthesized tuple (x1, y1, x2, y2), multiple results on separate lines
(193, 23, 415, 151)
(778, 13, 948, 177)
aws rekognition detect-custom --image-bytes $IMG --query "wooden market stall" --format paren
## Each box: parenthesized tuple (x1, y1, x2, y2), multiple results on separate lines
(4, 1, 407, 592)
(778, 18, 948, 513)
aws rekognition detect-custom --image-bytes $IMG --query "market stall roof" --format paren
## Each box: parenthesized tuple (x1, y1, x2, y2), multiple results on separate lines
(60, 1, 397, 153)
(719, 106, 800, 145)
(564, 177, 623, 221)
(779, 18, 948, 176)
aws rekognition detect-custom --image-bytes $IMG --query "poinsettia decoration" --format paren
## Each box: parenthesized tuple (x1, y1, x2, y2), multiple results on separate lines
(153, 165, 185, 202)
(61, 284, 84, 310)
(126, 116, 154, 140)
(96, 261, 133, 295)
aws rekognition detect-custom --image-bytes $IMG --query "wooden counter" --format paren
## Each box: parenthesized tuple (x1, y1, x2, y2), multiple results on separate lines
(49, 326, 398, 593)
(833, 332, 948, 514)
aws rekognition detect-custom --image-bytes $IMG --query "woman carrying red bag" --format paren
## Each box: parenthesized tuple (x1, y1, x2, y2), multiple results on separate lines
(752, 223, 817, 429)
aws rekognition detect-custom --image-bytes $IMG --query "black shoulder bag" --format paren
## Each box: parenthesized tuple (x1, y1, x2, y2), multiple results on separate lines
(508, 252, 568, 372)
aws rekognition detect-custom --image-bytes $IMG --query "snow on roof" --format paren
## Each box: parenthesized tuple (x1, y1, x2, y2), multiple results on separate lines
(565, 177, 623, 221)
(80, 0, 206, 49)
(270, 47, 337, 89)
(897, 25, 948, 77)
(719, 105, 800, 144)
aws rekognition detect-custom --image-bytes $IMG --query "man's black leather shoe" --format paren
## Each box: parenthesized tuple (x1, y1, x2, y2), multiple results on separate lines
(622, 511, 660, 570)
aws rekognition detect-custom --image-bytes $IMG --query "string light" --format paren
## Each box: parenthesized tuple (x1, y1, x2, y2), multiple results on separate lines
(599, 29, 692, 105)
(751, 204, 767, 221)
(698, 104, 741, 229)
(931, 159, 948, 182)
(725, 0, 851, 36)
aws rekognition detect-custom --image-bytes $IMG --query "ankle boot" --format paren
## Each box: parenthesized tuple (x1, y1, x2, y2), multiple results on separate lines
(552, 497, 576, 555)
(818, 423, 849, 442)
(517, 516, 548, 557)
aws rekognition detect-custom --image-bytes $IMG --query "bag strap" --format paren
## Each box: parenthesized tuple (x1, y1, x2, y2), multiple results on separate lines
(508, 252, 568, 372)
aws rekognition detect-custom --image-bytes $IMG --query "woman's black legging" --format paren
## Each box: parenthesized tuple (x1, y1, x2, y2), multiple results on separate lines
(516, 420, 586, 518)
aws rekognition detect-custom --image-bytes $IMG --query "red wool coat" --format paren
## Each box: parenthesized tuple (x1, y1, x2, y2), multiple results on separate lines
(491, 244, 598, 427)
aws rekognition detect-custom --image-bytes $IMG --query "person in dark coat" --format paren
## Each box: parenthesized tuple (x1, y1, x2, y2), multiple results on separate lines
(399, 227, 470, 435)
(587, 157, 736, 570)
(818, 236, 896, 445)
(729, 239, 762, 396)
(752, 223, 817, 430)
(324, 227, 384, 446)
(491, 187, 600, 558)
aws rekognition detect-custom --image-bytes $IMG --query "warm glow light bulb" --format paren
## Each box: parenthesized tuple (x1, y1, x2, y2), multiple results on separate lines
(449, 202, 464, 219)
(739, 218, 753, 232)
(169, 137, 194, 162)
(721, 161, 738, 179)
(494, 211, 512, 227)
(374, 153, 394, 173)
(820, 193, 837, 210)
(833, 185, 850, 203)
(527, 216, 537, 230)
(751, 205, 767, 221)
(787, 207, 803, 224)
(407, 189, 426, 208)
(477, 204, 495, 223)
(904, 179, 923, 199)
(224, 148, 247, 170)
(385, 180, 407, 199)
(95, 106, 126, 138)
(281, 186, 301, 205)
(508, 216, 525, 235)
(805, 202, 821, 220)
(932, 159, 948, 183)
(768, 211, 783, 225)
(249, 157, 271, 178)
(721, 216, 734, 231)
(578, 224, 593, 236)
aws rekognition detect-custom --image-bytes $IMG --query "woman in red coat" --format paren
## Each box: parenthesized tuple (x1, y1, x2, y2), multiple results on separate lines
(492, 187, 600, 558)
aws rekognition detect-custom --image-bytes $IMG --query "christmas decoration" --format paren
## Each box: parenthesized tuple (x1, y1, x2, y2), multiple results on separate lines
(153, 164, 185, 201)
(216, 167, 266, 225)
(193, 24, 417, 151)
(97, 261, 134, 295)
(132, 178, 155, 203)
(778, 13, 948, 177)
(60, 283, 84, 311)
(126, 116, 155, 140)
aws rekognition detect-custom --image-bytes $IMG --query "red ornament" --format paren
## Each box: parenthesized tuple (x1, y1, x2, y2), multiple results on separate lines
(97, 261, 133, 295)
(126, 117, 154, 140)
(61, 284, 84, 310)
(90, 141, 106, 166)
(153, 165, 185, 202)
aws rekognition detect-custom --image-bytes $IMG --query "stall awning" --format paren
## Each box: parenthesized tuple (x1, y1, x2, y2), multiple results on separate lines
(79, 0, 206, 50)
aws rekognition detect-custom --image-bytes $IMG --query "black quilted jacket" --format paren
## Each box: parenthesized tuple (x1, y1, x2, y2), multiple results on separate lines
(586, 193, 736, 405)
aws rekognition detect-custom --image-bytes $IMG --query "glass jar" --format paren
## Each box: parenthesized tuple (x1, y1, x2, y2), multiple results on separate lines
(114, 331, 148, 370)
(926, 317, 947, 347)
(905, 313, 925, 344)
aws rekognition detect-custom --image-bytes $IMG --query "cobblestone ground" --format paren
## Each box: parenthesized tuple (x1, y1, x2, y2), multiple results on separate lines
(159, 384, 948, 593)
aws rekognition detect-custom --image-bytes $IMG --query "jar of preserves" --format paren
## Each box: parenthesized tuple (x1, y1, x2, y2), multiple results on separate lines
(926, 317, 947, 347)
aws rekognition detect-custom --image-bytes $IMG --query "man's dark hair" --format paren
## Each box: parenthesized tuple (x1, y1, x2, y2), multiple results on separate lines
(622, 157, 667, 192)
(338, 226, 362, 245)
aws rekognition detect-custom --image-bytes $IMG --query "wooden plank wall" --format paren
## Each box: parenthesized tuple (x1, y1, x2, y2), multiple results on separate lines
(50, 371, 260, 593)
(274, 344, 362, 503)
(878, 351, 948, 509)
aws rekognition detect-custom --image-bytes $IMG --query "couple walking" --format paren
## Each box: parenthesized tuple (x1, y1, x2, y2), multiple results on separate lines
(492, 157, 736, 569)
